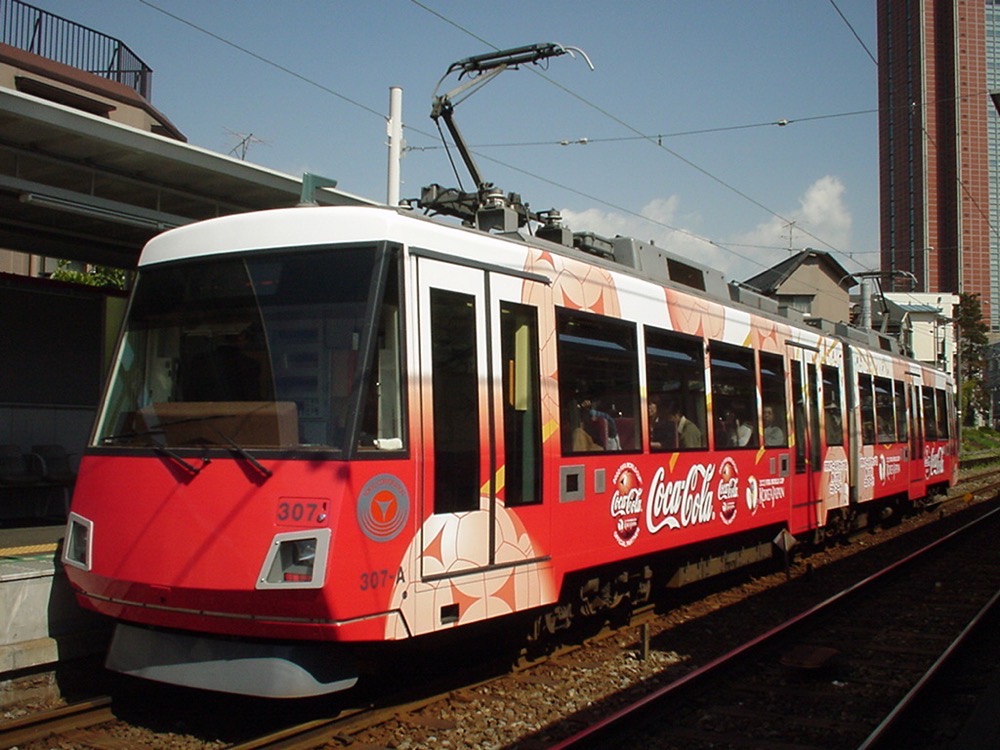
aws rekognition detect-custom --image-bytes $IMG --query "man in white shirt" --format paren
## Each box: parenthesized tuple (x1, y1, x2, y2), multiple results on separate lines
(763, 405, 785, 447)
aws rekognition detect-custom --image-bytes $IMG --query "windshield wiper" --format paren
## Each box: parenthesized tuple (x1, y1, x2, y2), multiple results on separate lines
(101, 413, 233, 445)
(153, 445, 210, 476)
(101, 428, 165, 445)
(210, 426, 273, 479)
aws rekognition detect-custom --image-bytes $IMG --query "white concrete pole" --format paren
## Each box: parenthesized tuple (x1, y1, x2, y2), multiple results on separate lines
(387, 87, 403, 206)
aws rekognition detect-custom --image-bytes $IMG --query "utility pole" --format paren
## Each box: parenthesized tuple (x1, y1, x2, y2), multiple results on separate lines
(387, 87, 403, 206)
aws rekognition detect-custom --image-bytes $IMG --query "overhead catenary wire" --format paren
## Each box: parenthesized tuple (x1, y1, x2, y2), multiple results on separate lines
(404, 0, 896, 324)
(136, 0, 386, 120)
(137, 0, 886, 288)
(131, 0, 747, 266)
(407, 0, 873, 272)
(828, 0, 878, 67)
(404, 107, 879, 151)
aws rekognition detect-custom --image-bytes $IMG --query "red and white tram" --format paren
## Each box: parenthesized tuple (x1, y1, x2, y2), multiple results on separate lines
(62, 203, 957, 697)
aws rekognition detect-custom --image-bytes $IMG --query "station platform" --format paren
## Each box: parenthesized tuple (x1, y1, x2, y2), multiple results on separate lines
(0, 520, 111, 706)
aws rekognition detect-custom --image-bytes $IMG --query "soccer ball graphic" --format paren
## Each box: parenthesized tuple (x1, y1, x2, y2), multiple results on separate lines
(386, 500, 553, 638)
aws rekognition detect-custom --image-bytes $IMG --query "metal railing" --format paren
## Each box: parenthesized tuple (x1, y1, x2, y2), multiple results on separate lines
(1, 0, 152, 99)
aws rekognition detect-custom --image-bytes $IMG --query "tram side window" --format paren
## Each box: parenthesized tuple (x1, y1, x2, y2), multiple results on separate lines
(557, 309, 640, 454)
(710, 342, 759, 449)
(874, 377, 895, 444)
(894, 379, 908, 443)
(644, 327, 707, 451)
(807, 363, 822, 468)
(791, 365, 806, 472)
(859, 373, 875, 445)
(430, 288, 480, 513)
(501, 302, 542, 506)
(357, 254, 405, 452)
(761, 352, 787, 447)
(936, 388, 950, 439)
(821, 364, 843, 445)
(923, 387, 939, 441)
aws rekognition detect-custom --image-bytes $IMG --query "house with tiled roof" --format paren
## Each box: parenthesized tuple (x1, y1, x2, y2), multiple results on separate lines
(741, 248, 855, 324)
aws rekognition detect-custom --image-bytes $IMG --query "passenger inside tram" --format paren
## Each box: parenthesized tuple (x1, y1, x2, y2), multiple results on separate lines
(579, 397, 620, 450)
(648, 395, 676, 450)
(825, 408, 844, 444)
(664, 399, 704, 449)
(565, 398, 603, 452)
(718, 406, 753, 448)
(763, 405, 785, 446)
(877, 416, 895, 444)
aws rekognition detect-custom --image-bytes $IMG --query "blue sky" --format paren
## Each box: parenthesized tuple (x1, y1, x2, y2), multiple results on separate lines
(35, 0, 879, 284)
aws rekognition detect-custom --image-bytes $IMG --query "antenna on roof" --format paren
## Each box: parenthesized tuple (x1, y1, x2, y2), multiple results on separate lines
(225, 129, 268, 160)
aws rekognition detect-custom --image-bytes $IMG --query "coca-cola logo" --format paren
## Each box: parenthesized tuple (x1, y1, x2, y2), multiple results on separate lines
(611, 463, 643, 547)
(717, 458, 739, 526)
(646, 463, 716, 533)
(925, 446, 945, 478)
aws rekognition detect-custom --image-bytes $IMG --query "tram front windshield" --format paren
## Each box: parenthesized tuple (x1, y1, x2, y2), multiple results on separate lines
(94, 244, 404, 454)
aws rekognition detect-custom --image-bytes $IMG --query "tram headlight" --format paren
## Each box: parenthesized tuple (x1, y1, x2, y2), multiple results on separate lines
(257, 529, 331, 589)
(62, 512, 93, 571)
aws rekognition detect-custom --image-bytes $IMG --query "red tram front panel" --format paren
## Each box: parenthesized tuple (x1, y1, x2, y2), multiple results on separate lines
(65, 453, 424, 641)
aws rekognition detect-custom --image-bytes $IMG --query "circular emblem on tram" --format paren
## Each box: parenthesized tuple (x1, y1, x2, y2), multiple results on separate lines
(717, 457, 739, 526)
(357, 474, 410, 542)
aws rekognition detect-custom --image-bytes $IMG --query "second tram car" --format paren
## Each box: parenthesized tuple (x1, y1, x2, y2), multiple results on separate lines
(62, 204, 958, 697)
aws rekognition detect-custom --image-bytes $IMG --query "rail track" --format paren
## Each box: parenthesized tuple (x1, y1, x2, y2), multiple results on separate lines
(226, 699, 429, 750)
(231, 469, 1000, 750)
(548, 504, 1000, 749)
(955, 450, 1000, 472)
(0, 696, 115, 748)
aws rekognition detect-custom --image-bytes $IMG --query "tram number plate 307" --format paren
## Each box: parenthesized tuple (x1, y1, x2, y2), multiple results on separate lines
(276, 498, 329, 526)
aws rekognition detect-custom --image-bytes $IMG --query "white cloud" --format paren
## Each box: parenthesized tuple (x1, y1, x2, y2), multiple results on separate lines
(557, 176, 854, 285)
(559, 196, 728, 269)
(727, 175, 853, 281)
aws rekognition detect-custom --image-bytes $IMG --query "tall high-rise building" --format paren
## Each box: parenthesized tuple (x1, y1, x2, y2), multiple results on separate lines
(877, 1, 994, 328)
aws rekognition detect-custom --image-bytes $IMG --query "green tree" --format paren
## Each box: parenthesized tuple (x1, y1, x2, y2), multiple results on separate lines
(50, 259, 126, 290)
(957, 292, 989, 425)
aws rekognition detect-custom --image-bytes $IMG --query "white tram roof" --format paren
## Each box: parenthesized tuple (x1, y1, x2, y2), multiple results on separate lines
(141, 203, 734, 300)
(139, 204, 949, 381)
(139, 204, 732, 298)
(140, 205, 427, 266)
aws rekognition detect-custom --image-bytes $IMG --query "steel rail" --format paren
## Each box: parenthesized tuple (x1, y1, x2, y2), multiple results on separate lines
(0, 695, 114, 747)
(549, 504, 1000, 749)
(857, 585, 1000, 749)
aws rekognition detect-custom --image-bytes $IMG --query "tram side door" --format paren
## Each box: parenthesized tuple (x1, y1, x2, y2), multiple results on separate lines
(788, 346, 822, 536)
(907, 375, 926, 501)
(415, 256, 548, 581)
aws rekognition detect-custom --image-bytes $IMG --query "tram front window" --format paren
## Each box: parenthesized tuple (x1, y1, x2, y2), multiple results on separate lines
(95, 245, 404, 454)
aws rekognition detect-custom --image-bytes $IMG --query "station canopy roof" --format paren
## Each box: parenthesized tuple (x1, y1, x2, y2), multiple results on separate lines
(0, 88, 375, 269)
